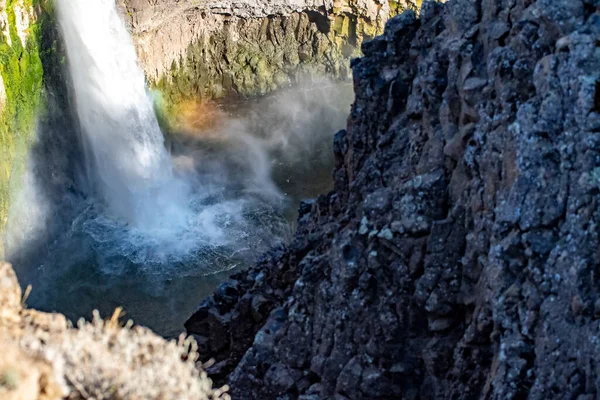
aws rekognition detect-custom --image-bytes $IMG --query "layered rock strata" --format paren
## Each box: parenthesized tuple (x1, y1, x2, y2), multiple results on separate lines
(120, 0, 421, 110)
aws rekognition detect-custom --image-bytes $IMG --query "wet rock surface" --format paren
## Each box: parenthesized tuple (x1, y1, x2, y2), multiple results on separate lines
(187, 0, 600, 398)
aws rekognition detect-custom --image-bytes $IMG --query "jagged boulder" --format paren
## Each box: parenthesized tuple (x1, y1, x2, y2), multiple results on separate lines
(187, 0, 600, 398)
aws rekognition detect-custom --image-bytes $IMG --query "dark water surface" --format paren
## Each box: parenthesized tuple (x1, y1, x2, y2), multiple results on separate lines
(9, 82, 353, 337)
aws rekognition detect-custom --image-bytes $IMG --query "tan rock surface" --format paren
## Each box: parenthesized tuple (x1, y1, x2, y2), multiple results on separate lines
(0, 262, 227, 400)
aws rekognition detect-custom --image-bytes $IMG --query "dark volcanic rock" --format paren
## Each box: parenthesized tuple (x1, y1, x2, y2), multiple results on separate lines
(186, 0, 600, 398)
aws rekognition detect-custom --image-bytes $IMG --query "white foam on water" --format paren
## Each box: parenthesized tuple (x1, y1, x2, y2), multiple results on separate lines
(54, 0, 283, 269)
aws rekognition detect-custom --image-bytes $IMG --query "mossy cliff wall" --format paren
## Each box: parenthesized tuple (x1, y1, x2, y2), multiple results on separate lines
(120, 0, 421, 120)
(0, 0, 46, 257)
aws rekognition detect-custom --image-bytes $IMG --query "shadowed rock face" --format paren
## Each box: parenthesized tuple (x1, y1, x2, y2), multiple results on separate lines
(119, 0, 421, 106)
(186, 0, 600, 398)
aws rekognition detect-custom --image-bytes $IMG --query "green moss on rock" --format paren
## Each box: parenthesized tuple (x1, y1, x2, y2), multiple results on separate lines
(0, 0, 46, 257)
(153, 9, 379, 126)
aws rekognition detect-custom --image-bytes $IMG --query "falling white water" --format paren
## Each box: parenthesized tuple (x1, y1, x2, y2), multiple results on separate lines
(1, 0, 351, 337)
(55, 0, 178, 227)
(51, 0, 288, 270)
(54, 0, 225, 264)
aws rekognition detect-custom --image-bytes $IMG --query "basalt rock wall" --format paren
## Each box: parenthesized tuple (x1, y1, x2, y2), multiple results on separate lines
(119, 0, 421, 116)
(186, 0, 600, 398)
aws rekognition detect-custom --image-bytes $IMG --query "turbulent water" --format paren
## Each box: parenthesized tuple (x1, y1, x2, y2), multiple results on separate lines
(49, 0, 297, 274)
(54, 0, 259, 265)
(7, 0, 353, 336)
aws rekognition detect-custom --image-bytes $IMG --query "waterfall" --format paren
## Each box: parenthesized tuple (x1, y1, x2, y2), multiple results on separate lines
(55, 0, 177, 227)
(52, 0, 286, 269)
(6, 0, 348, 336)
(53, 0, 213, 265)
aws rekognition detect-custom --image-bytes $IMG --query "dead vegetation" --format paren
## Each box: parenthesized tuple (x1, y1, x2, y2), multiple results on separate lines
(0, 262, 228, 400)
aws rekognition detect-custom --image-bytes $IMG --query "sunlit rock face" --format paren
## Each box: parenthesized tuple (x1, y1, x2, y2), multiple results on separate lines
(0, 73, 5, 115)
(119, 0, 421, 111)
(0, 0, 44, 258)
(12, 0, 32, 47)
(0, 0, 10, 46)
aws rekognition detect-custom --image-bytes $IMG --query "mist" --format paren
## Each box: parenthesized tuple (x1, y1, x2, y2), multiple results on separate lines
(2, 0, 354, 338)
(6, 77, 352, 336)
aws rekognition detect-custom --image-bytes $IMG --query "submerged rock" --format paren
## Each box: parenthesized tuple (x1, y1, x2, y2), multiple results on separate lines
(186, 0, 600, 398)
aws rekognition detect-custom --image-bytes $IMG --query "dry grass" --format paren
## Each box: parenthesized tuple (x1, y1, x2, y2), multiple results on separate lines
(0, 262, 229, 400)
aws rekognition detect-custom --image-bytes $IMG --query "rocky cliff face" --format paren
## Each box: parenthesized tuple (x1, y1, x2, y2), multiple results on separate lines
(0, 0, 45, 257)
(186, 0, 600, 398)
(119, 0, 421, 118)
